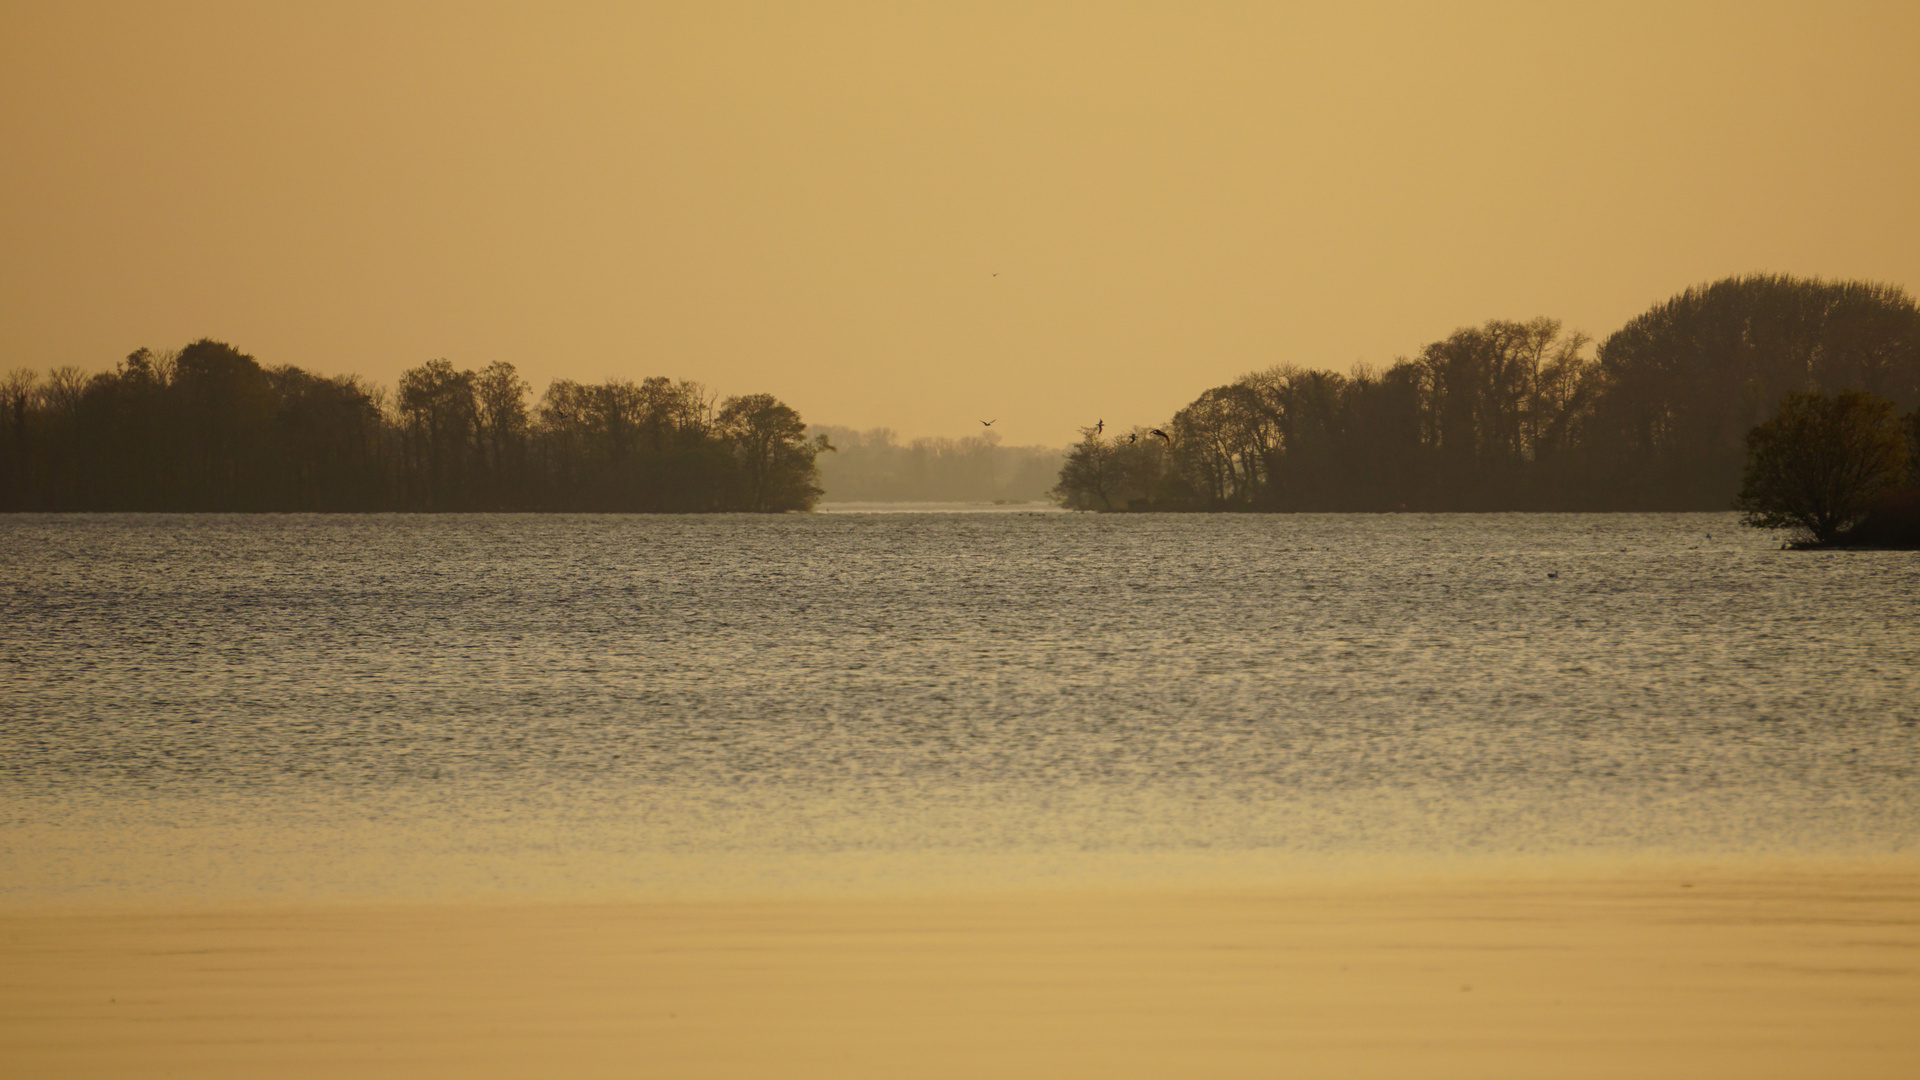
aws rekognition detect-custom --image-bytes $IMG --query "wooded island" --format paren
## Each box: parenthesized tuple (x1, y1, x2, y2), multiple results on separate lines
(1052, 275, 1920, 527)
(0, 349, 831, 512)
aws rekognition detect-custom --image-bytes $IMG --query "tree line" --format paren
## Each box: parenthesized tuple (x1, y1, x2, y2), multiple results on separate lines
(1054, 275, 1920, 512)
(0, 341, 831, 512)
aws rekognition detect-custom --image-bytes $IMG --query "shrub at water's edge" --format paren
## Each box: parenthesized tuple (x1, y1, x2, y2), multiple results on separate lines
(0, 342, 831, 512)
(1734, 390, 1916, 547)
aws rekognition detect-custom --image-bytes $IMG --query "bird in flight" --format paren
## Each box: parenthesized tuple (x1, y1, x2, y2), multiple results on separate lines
(1150, 428, 1172, 446)
(1095, 419, 1104, 435)
(1127, 432, 1138, 444)
(980, 419, 996, 427)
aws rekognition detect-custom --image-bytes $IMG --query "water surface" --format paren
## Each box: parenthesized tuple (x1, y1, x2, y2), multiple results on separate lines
(3, 512, 1915, 901)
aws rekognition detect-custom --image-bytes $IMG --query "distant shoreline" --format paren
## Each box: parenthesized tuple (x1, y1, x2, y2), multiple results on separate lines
(0, 506, 1765, 516)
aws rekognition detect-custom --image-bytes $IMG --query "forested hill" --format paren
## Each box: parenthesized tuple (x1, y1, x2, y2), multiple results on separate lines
(0, 345, 830, 512)
(1055, 275, 1920, 512)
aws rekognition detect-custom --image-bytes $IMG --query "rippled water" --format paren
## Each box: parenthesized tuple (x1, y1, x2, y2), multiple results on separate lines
(2, 512, 1916, 901)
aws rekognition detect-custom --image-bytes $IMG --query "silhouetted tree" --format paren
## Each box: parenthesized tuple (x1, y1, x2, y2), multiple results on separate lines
(1171, 384, 1267, 508)
(1592, 275, 1920, 508)
(397, 358, 479, 509)
(1735, 390, 1909, 544)
(0, 368, 41, 507)
(0, 341, 828, 513)
(169, 340, 280, 508)
(716, 393, 830, 511)
(266, 365, 388, 510)
(527, 375, 727, 510)
(473, 361, 530, 507)
(1058, 277, 1915, 514)
(1405, 319, 1598, 507)
(1053, 429, 1129, 510)
(1335, 363, 1425, 509)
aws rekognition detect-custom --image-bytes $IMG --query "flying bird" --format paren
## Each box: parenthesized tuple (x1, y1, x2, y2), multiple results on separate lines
(1150, 428, 1172, 446)
(980, 419, 996, 427)
(1127, 432, 1138, 444)
(1095, 419, 1104, 435)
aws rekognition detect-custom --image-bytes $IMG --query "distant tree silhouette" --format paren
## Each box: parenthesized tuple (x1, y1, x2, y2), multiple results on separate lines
(1735, 391, 1909, 544)
(716, 394, 831, 512)
(1055, 319, 1600, 513)
(0, 342, 827, 513)
(0, 368, 36, 506)
(1052, 429, 1125, 510)
(263, 364, 388, 510)
(1053, 276, 1919, 513)
(473, 361, 530, 507)
(168, 340, 275, 508)
(1591, 276, 1920, 508)
(1410, 319, 1599, 507)
(530, 375, 733, 510)
(1170, 383, 1265, 508)
(398, 358, 480, 510)
(9, 274, 1916, 516)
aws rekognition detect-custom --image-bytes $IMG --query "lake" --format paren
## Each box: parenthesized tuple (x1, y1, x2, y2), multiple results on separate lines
(3, 511, 1915, 903)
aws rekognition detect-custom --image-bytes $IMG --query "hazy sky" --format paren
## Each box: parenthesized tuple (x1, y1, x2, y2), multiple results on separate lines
(4, 2, 1917, 445)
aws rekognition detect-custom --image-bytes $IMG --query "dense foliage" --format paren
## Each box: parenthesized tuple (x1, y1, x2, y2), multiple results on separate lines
(0, 341, 830, 512)
(1055, 276, 1920, 511)
(1733, 390, 1910, 543)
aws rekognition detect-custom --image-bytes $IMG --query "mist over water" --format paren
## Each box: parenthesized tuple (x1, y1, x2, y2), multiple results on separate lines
(2, 512, 1915, 903)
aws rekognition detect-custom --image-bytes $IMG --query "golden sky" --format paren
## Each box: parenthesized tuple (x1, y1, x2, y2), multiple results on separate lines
(3, 2, 1917, 445)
